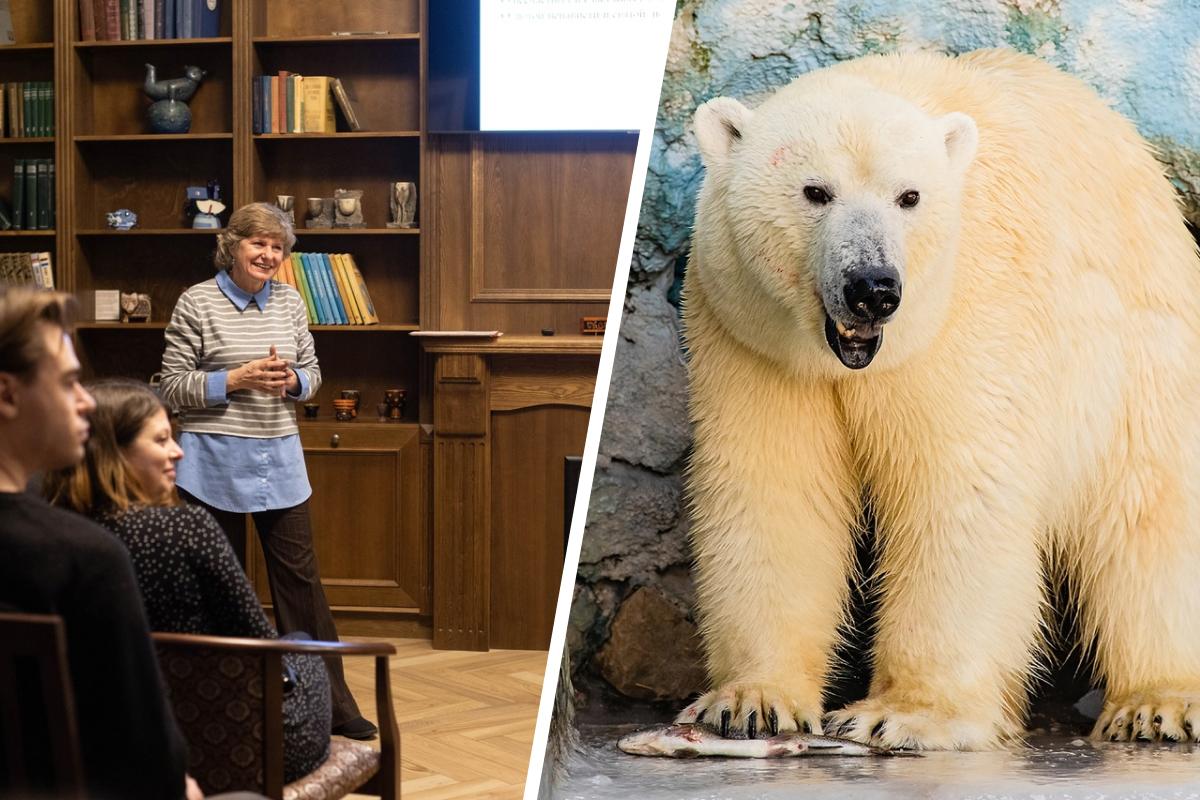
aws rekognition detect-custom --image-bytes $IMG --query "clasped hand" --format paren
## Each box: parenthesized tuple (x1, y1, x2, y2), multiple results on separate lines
(229, 345, 297, 397)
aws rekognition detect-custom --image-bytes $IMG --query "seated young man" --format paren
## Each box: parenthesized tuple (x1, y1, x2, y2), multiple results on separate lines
(0, 287, 198, 800)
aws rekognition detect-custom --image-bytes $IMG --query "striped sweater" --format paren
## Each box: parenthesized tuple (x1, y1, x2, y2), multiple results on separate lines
(160, 278, 320, 437)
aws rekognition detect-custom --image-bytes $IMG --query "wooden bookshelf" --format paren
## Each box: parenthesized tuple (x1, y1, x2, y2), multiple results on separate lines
(0, 4, 58, 267)
(47, 0, 432, 633)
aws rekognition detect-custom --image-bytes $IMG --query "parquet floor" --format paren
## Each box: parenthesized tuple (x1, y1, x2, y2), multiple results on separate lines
(342, 637, 549, 800)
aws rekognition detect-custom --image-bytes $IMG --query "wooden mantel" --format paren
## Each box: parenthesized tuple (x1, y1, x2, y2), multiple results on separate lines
(425, 335, 602, 650)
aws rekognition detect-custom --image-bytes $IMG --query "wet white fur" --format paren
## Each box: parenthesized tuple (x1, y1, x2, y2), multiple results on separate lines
(680, 49, 1200, 750)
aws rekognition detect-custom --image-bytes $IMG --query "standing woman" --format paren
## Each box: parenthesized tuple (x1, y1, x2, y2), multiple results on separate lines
(159, 202, 376, 739)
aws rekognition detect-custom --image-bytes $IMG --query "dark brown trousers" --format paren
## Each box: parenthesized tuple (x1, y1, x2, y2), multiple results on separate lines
(179, 488, 362, 727)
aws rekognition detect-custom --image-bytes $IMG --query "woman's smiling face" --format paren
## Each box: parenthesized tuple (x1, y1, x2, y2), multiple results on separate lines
(229, 233, 285, 293)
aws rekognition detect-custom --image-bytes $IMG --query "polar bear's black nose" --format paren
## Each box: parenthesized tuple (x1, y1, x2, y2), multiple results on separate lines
(844, 273, 901, 321)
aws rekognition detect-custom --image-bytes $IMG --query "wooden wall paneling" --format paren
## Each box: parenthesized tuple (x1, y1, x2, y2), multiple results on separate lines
(432, 352, 489, 649)
(469, 133, 633, 301)
(426, 132, 633, 335)
(433, 437, 490, 650)
(489, 355, 597, 412)
(490, 404, 591, 650)
(433, 353, 487, 436)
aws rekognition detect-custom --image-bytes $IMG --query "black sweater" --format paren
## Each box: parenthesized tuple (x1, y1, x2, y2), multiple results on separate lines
(0, 491, 187, 800)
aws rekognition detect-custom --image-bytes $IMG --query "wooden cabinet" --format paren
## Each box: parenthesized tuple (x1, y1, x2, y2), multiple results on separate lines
(246, 421, 431, 635)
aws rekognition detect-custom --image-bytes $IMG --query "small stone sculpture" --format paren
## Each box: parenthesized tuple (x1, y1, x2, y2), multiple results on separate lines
(333, 189, 365, 228)
(106, 209, 138, 230)
(144, 63, 206, 134)
(275, 195, 295, 224)
(305, 197, 334, 229)
(119, 292, 152, 323)
(387, 181, 417, 228)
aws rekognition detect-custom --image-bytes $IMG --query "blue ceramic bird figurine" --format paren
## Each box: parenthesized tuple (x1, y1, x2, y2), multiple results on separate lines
(144, 64, 206, 103)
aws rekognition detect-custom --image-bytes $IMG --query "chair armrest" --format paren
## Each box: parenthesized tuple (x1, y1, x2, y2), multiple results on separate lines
(151, 631, 396, 656)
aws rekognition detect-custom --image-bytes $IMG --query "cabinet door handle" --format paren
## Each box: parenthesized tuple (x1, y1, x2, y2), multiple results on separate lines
(330, 434, 340, 447)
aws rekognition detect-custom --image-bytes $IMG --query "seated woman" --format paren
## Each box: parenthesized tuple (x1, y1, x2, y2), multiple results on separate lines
(44, 378, 331, 783)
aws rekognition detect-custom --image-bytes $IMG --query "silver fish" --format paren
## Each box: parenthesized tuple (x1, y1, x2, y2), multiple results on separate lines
(617, 723, 908, 758)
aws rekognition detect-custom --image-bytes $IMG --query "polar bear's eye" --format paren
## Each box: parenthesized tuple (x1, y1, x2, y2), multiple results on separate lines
(898, 190, 920, 208)
(803, 186, 831, 205)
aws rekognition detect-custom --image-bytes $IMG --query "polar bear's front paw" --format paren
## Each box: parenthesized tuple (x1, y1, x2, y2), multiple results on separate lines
(824, 697, 1005, 750)
(1093, 691, 1200, 742)
(675, 683, 823, 739)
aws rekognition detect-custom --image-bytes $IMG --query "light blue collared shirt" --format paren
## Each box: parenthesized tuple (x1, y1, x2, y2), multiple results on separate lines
(175, 272, 312, 513)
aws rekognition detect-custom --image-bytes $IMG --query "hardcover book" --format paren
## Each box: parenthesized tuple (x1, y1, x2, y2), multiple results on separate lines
(23, 158, 36, 230)
(343, 255, 379, 324)
(196, 0, 218, 37)
(329, 78, 363, 132)
(301, 253, 332, 324)
(300, 76, 336, 134)
(332, 254, 363, 324)
(320, 254, 348, 324)
(34, 159, 48, 230)
(291, 253, 318, 324)
(11, 158, 22, 230)
(78, 0, 96, 40)
(100, 0, 120, 40)
(329, 253, 360, 324)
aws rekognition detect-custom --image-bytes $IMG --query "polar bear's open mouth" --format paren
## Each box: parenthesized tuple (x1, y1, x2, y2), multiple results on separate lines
(824, 314, 883, 370)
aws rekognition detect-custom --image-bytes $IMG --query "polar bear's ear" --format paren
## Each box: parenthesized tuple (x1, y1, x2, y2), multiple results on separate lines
(941, 112, 978, 173)
(695, 97, 753, 168)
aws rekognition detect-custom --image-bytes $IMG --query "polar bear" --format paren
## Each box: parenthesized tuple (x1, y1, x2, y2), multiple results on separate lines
(677, 48, 1200, 750)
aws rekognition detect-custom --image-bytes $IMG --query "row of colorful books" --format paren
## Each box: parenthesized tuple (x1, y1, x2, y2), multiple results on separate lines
(9, 160, 55, 231)
(78, 0, 220, 41)
(275, 252, 379, 326)
(0, 252, 54, 290)
(252, 73, 362, 135)
(1, 82, 54, 139)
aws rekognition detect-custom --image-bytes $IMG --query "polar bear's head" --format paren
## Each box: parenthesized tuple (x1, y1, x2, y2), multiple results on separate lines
(692, 73, 977, 371)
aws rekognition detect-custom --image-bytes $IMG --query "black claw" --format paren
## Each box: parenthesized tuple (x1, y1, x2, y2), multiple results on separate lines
(720, 708, 731, 738)
(747, 710, 758, 739)
(1154, 715, 1163, 725)
(801, 719, 812, 735)
(871, 720, 886, 739)
(1185, 720, 1193, 737)
(695, 708, 706, 724)
(768, 708, 779, 736)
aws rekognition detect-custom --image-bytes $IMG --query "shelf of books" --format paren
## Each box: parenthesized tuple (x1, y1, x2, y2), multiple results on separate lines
(0, 3, 57, 272)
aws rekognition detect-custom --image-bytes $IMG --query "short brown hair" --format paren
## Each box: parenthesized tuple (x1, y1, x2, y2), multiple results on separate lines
(214, 202, 296, 272)
(43, 378, 176, 515)
(0, 287, 78, 381)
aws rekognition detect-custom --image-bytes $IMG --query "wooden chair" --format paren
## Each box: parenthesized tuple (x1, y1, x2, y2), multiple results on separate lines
(153, 633, 400, 800)
(0, 612, 84, 799)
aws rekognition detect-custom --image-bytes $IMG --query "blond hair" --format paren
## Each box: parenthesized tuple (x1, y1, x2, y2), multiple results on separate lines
(214, 202, 296, 272)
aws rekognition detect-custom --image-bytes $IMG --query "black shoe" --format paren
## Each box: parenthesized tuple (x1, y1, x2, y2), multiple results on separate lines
(333, 716, 378, 741)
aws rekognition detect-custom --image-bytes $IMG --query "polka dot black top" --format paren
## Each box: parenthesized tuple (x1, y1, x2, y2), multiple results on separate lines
(95, 504, 331, 782)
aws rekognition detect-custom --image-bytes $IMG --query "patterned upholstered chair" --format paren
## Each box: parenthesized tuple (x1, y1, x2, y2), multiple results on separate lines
(153, 633, 400, 800)
(0, 612, 84, 799)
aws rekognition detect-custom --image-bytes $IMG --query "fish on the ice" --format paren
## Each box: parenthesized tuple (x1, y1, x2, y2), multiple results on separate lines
(617, 723, 912, 758)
